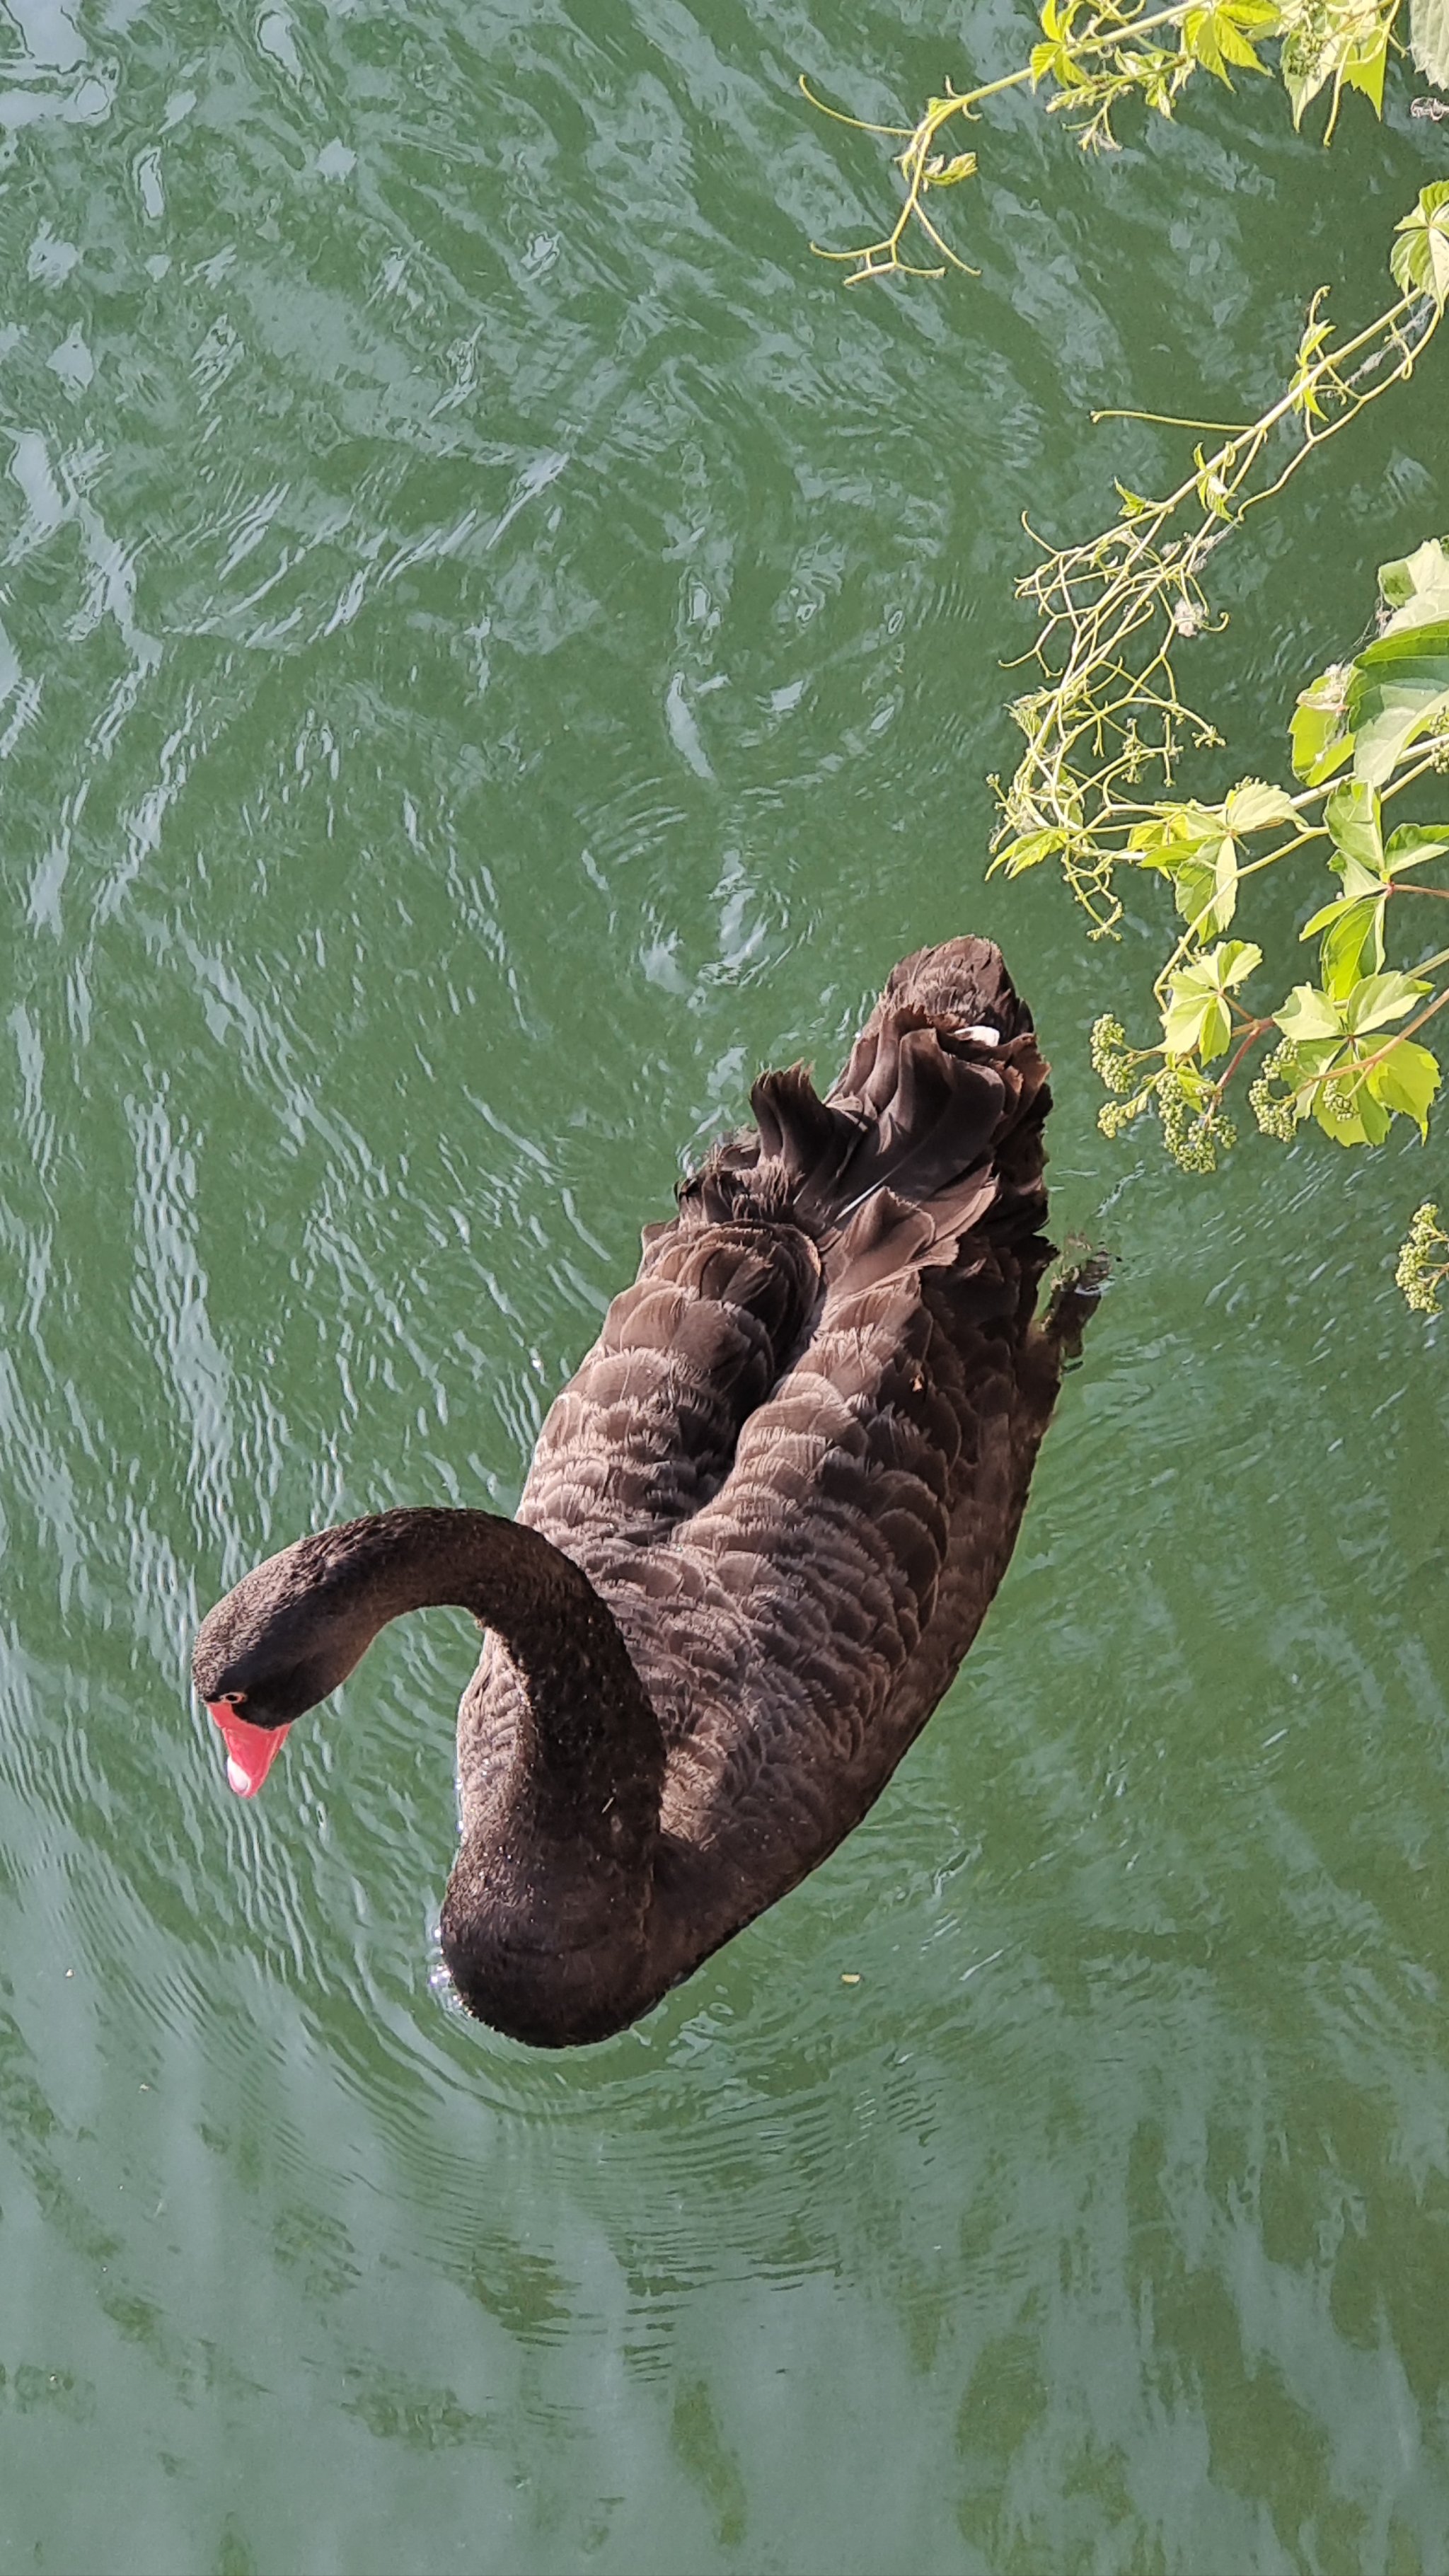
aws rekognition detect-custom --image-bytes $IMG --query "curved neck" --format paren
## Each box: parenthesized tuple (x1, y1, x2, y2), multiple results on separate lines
(330, 1506, 663, 1811)
(347, 1502, 612, 1654)
(198, 1505, 671, 2043)
(325, 1509, 667, 2043)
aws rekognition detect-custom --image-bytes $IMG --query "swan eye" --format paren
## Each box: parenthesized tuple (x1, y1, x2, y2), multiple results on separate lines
(219, 1689, 247, 1708)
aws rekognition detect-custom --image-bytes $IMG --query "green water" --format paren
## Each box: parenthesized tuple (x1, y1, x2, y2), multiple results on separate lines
(3, 4, 1448, 2568)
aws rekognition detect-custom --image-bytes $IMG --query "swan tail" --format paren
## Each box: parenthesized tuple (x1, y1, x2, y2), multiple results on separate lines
(684, 937, 1051, 1295)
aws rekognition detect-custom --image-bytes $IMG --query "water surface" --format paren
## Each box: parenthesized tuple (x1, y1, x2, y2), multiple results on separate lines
(3, 4, 1449, 2570)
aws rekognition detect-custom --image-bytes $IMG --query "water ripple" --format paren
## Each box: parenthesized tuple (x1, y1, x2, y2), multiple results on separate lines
(3, 0, 1449, 2565)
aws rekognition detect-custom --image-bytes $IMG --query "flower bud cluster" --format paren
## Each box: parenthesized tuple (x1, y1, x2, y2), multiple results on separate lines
(1395, 1201, 1449, 1316)
(1156, 1064, 1235, 1174)
(1248, 1041, 1300, 1143)
(1089, 1015, 1137, 1096)
(1097, 1092, 1150, 1140)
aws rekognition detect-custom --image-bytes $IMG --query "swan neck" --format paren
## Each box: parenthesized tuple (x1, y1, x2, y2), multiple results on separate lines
(345, 1506, 658, 1779)
(350, 1506, 592, 1641)
(380, 1508, 666, 2046)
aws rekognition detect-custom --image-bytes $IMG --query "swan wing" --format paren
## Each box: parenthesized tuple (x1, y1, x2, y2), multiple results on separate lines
(582, 940, 1082, 1960)
(516, 1212, 820, 1556)
(640, 1244, 1072, 1941)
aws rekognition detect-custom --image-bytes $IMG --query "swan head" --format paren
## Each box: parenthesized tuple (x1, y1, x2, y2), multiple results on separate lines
(192, 1531, 379, 1796)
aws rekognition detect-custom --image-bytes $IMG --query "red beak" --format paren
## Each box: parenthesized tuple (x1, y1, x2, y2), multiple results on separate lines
(207, 1704, 291, 1798)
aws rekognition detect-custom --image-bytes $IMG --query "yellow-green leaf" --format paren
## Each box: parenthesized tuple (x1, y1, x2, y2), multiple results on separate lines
(1385, 824, 1449, 874)
(1341, 28, 1388, 111)
(1222, 778, 1298, 833)
(1213, 832, 1240, 928)
(1341, 970, 1428, 1035)
(1391, 182, 1449, 308)
(1345, 622, 1449, 787)
(1276, 983, 1342, 1042)
(1410, 0, 1449, 91)
(991, 828, 1065, 877)
(1302, 891, 1386, 995)
(1378, 536, 1449, 635)
(1368, 1038, 1441, 1135)
(1290, 665, 1353, 784)
(1213, 939, 1263, 990)
(1324, 777, 1383, 873)
(1183, 0, 1276, 79)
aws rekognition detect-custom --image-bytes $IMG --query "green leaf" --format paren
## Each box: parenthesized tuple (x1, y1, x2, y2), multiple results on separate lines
(1128, 802, 1225, 867)
(1311, 1085, 1380, 1148)
(1357, 1088, 1394, 1146)
(1280, 14, 1337, 132)
(1307, 1060, 1391, 1146)
(1300, 859, 1378, 930)
(1163, 993, 1211, 1056)
(1301, 891, 1385, 995)
(1201, 995, 1232, 1061)
(1283, 64, 1327, 129)
(1354, 616, 1449, 674)
(1030, 35, 1084, 86)
(1391, 182, 1449, 308)
(1337, 853, 1390, 903)
(1324, 777, 1383, 872)
(1409, 0, 1449, 91)
(1279, 0, 1390, 131)
(1222, 778, 1298, 832)
(1161, 940, 1260, 1058)
(1130, 804, 1242, 930)
(1385, 824, 1449, 874)
(1289, 313, 1333, 420)
(1341, 970, 1428, 1034)
(1213, 833, 1240, 928)
(1183, 0, 1275, 78)
(1344, 618, 1449, 786)
(1276, 983, 1342, 1042)
(1162, 987, 1232, 1063)
(1341, 28, 1389, 111)
(1352, 680, 1449, 787)
(1358, 1087, 1394, 1145)
(1173, 859, 1223, 932)
(991, 828, 1066, 877)
(1368, 1037, 1441, 1135)
(1290, 664, 1353, 784)
(1192, 449, 1232, 521)
(1211, 939, 1262, 990)
(1378, 536, 1449, 633)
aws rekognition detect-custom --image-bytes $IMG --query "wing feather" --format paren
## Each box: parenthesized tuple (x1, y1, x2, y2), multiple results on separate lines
(502, 937, 1093, 1974)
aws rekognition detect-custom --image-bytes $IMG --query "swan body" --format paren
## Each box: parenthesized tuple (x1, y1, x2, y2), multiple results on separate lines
(193, 940, 1096, 2045)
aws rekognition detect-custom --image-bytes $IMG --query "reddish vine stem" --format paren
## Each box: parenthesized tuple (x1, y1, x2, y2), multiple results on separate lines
(1216, 1020, 1276, 1094)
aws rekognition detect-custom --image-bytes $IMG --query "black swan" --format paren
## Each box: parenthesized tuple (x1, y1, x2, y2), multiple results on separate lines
(193, 939, 1097, 2046)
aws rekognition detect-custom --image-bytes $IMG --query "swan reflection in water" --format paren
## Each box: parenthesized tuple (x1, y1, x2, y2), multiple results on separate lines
(194, 940, 1099, 2047)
